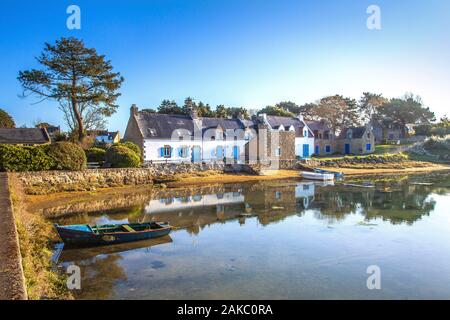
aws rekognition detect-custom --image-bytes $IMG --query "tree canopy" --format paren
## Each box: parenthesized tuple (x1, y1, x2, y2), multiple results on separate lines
(378, 94, 435, 126)
(18, 37, 124, 142)
(258, 105, 295, 117)
(358, 92, 388, 122)
(0, 108, 15, 128)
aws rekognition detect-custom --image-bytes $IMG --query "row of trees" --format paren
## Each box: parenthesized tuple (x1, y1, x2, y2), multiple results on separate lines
(6, 36, 441, 142)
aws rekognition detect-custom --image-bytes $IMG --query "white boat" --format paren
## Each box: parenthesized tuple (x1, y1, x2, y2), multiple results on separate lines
(300, 171, 335, 181)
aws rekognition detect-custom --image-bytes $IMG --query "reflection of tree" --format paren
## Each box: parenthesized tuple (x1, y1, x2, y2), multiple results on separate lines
(71, 254, 127, 300)
(312, 181, 438, 225)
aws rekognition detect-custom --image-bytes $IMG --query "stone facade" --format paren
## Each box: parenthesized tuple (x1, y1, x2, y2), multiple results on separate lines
(338, 126, 375, 155)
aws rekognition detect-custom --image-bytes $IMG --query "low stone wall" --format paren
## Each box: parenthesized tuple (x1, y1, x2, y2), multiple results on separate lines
(15, 162, 237, 195)
(304, 154, 408, 168)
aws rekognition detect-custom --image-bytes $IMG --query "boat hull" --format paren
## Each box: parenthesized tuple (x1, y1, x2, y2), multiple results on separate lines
(301, 171, 335, 181)
(55, 223, 172, 247)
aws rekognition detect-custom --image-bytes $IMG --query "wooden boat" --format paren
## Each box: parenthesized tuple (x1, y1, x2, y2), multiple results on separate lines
(313, 168, 344, 178)
(55, 222, 172, 247)
(300, 171, 335, 181)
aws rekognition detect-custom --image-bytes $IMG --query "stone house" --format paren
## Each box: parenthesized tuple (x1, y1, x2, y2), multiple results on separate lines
(337, 126, 375, 155)
(0, 128, 51, 145)
(371, 118, 405, 144)
(305, 120, 337, 156)
(259, 114, 314, 158)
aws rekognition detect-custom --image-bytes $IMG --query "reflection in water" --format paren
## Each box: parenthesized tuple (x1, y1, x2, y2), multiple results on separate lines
(47, 171, 450, 299)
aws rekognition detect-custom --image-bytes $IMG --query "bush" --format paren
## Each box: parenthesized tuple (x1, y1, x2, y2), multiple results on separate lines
(113, 141, 142, 157)
(85, 147, 106, 162)
(0, 145, 55, 172)
(106, 145, 141, 168)
(46, 142, 87, 171)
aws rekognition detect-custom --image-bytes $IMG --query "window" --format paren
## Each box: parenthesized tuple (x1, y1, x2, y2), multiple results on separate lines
(148, 128, 157, 137)
(347, 131, 353, 139)
(366, 144, 372, 151)
(276, 147, 281, 157)
(178, 146, 189, 158)
(162, 145, 172, 158)
(304, 130, 308, 137)
(275, 192, 282, 200)
(325, 145, 331, 153)
(367, 132, 371, 139)
(324, 132, 330, 140)
(211, 136, 216, 141)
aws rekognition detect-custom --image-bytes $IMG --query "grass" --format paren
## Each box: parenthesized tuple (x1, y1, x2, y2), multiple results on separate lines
(8, 175, 72, 300)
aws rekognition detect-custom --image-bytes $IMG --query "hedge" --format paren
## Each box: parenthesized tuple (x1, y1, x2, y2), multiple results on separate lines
(113, 141, 142, 157)
(85, 147, 106, 162)
(0, 145, 55, 172)
(106, 145, 141, 168)
(45, 142, 87, 171)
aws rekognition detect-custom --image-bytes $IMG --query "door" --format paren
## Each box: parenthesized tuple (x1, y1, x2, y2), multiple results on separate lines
(302, 144, 309, 158)
(315, 145, 320, 155)
(345, 144, 350, 155)
(233, 146, 239, 161)
(192, 146, 201, 163)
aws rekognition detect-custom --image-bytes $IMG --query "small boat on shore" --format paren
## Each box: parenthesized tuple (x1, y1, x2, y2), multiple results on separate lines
(300, 171, 335, 181)
(55, 222, 172, 247)
(313, 168, 344, 178)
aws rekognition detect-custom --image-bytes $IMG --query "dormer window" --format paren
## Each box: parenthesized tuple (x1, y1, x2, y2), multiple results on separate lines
(347, 130, 353, 139)
(148, 128, 157, 137)
(304, 130, 308, 137)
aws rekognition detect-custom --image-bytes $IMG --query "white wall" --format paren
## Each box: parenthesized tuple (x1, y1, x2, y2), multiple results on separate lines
(295, 137, 315, 158)
(143, 139, 248, 163)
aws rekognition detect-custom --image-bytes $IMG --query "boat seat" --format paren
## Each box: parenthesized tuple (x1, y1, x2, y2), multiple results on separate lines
(122, 225, 136, 232)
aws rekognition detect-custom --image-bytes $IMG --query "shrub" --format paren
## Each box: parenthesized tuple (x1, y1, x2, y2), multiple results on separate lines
(85, 147, 106, 162)
(46, 142, 87, 171)
(113, 141, 142, 157)
(0, 145, 55, 172)
(106, 145, 141, 168)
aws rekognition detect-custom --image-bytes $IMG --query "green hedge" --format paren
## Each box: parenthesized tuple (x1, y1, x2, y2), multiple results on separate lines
(106, 145, 141, 168)
(0, 145, 55, 172)
(46, 142, 87, 171)
(113, 141, 142, 157)
(85, 147, 106, 162)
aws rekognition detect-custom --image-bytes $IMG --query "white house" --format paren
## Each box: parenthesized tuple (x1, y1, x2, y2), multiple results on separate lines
(259, 114, 315, 158)
(123, 105, 256, 163)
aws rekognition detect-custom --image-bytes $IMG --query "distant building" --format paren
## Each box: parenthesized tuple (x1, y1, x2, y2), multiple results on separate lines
(87, 130, 120, 145)
(338, 126, 375, 155)
(371, 118, 405, 144)
(305, 120, 337, 156)
(0, 128, 51, 145)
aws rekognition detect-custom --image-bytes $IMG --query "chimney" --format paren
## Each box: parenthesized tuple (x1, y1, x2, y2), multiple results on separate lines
(297, 114, 304, 122)
(237, 112, 244, 120)
(259, 113, 268, 124)
(189, 107, 198, 120)
(131, 104, 138, 116)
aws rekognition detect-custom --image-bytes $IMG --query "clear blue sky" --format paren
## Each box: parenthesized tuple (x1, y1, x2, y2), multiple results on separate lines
(1, 0, 449, 133)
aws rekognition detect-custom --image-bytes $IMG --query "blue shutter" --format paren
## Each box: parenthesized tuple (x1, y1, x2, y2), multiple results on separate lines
(159, 147, 164, 157)
(169, 147, 173, 158)
(178, 147, 182, 157)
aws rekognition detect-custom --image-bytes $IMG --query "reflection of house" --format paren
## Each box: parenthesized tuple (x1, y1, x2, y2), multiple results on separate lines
(305, 120, 337, 156)
(124, 105, 256, 163)
(143, 192, 245, 214)
(338, 126, 375, 155)
(0, 128, 51, 145)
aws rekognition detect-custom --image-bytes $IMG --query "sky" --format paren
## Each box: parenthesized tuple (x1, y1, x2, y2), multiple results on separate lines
(0, 0, 449, 134)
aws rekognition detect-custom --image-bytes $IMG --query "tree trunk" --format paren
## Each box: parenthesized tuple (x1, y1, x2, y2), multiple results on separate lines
(71, 71, 84, 142)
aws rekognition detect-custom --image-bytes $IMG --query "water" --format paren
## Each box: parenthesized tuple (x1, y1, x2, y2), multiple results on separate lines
(45, 171, 450, 299)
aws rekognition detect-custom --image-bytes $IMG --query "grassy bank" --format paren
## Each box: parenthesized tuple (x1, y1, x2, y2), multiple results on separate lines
(8, 174, 72, 300)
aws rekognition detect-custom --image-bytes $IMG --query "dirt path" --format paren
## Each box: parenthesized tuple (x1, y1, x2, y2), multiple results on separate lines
(0, 173, 27, 300)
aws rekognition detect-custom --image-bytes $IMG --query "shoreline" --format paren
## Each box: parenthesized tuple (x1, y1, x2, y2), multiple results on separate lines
(24, 164, 450, 209)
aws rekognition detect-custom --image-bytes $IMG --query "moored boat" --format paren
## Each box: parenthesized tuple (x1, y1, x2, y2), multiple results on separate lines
(300, 171, 335, 181)
(313, 168, 344, 178)
(55, 222, 172, 247)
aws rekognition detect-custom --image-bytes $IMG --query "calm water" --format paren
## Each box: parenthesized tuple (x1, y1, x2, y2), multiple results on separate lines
(47, 171, 450, 299)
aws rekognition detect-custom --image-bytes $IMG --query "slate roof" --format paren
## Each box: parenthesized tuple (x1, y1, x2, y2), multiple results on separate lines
(0, 128, 50, 144)
(134, 112, 198, 139)
(338, 126, 367, 139)
(133, 111, 258, 140)
(305, 120, 331, 132)
(265, 115, 310, 137)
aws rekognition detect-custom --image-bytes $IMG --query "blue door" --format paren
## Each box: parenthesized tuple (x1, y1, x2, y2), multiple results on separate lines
(315, 145, 320, 155)
(233, 146, 239, 160)
(302, 144, 309, 158)
(192, 147, 201, 163)
(345, 144, 350, 155)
